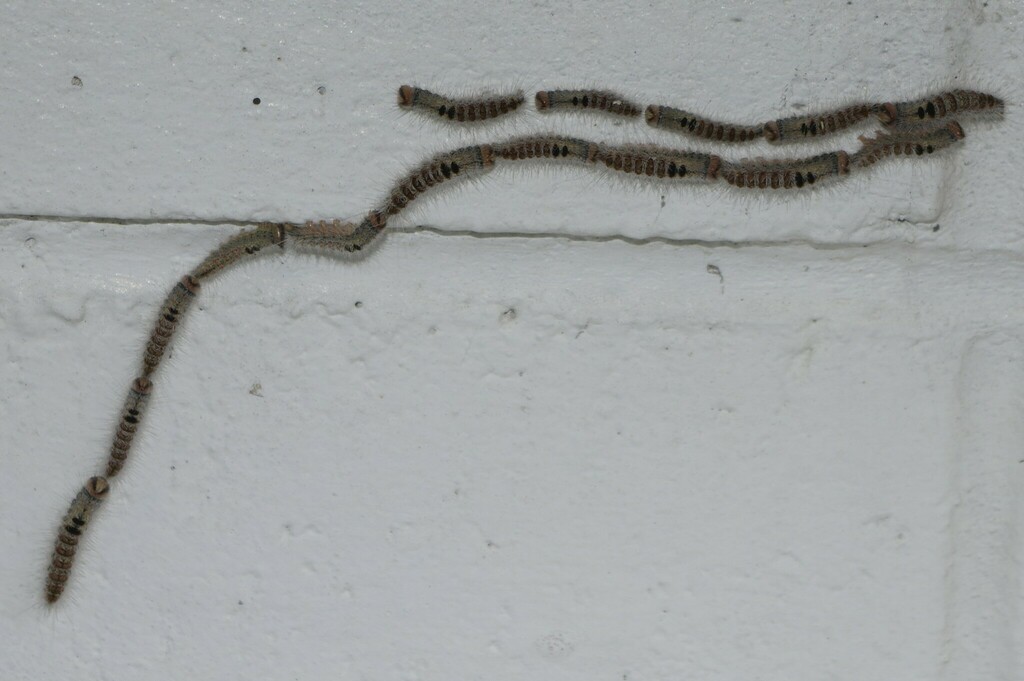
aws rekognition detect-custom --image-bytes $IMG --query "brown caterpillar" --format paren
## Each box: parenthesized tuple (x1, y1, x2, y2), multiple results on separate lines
(852, 121, 965, 168)
(397, 85, 524, 123)
(493, 136, 601, 164)
(288, 217, 384, 254)
(763, 104, 877, 143)
(142, 275, 200, 376)
(378, 144, 496, 219)
(535, 89, 642, 118)
(877, 90, 1003, 127)
(598, 145, 721, 181)
(719, 151, 850, 189)
(645, 105, 763, 143)
(105, 377, 153, 478)
(46, 476, 109, 604)
(190, 222, 287, 281)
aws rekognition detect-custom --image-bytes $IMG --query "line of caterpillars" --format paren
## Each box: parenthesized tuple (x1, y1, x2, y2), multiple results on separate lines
(45, 82, 999, 604)
(399, 84, 1002, 144)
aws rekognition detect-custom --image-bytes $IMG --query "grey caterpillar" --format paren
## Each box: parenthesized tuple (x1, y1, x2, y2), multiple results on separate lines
(852, 121, 966, 168)
(719, 151, 851, 190)
(397, 85, 525, 123)
(877, 90, 1003, 128)
(597, 144, 721, 182)
(142, 275, 200, 377)
(645, 104, 764, 143)
(105, 376, 153, 478)
(535, 89, 642, 118)
(46, 476, 109, 604)
(763, 104, 878, 144)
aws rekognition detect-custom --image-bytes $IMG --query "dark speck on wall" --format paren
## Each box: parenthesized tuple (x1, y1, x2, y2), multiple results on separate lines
(252, 97, 261, 105)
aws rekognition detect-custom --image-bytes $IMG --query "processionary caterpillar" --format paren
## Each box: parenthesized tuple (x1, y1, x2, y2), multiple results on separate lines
(45, 477, 109, 604)
(397, 85, 525, 123)
(535, 89, 642, 118)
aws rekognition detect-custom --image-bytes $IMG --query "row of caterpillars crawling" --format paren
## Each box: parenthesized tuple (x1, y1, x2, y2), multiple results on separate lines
(45, 80, 994, 604)
(45, 223, 289, 603)
(398, 84, 1002, 145)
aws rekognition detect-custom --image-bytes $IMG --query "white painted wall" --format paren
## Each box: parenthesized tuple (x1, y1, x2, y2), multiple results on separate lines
(1, 1, 1022, 679)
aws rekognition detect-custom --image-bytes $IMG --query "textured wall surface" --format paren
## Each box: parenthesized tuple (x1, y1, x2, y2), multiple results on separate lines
(1, 1, 1022, 679)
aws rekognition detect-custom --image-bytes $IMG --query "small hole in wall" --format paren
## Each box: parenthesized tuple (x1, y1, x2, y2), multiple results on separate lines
(252, 97, 261, 105)
(317, 86, 326, 95)
(71, 76, 83, 87)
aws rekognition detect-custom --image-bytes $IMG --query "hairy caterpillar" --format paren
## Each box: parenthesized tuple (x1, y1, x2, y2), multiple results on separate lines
(494, 136, 601, 164)
(45, 477, 109, 604)
(190, 222, 286, 281)
(645, 104, 763, 143)
(397, 84, 525, 123)
(378, 144, 496, 219)
(105, 376, 153, 478)
(852, 121, 966, 168)
(598, 144, 721, 181)
(763, 104, 877, 144)
(535, 89, 642, 118)
(877, 90, 1003, 127)
(142, 275, 200, 376)
(719, 151, 850, 189)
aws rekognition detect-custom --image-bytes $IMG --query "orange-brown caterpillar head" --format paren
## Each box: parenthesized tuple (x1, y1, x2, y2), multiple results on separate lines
(85, 476, 110, 499)
(762, 121, 780, 142)
(535, 91, 550, 111)
(132, 376, 153, 395)
(947, 121, 966, 140)
(644, 105, 660, 125)
(397, 84, 415, 108)
(876, 102, 898, 125)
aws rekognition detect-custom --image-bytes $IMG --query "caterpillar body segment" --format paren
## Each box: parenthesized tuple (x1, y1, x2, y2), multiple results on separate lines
(378, 144, 495, 219)
(535, 89, 642, 118)
(877, 89, 1003, 127)
(645, 105, 763, 143)
(719, 151, 850, 190)
(397, 85, 525, 123)
(598, 145, 721, 182)
(494, 136, 601, 164)
(190, 222, 287, 281)
(852, 121, 966, 168)
(142, 275, 200, 376)
(763, 104, 877, 144)
(45, 477, 110, 604)
(105, 377, 153, 477)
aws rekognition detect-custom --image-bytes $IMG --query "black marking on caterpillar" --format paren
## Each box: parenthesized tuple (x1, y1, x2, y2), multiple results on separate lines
(645, 105, 763, 143)
(397, 85, 524, 123)
(535, 89, 642, 118)
(46, 477, 109, 604)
